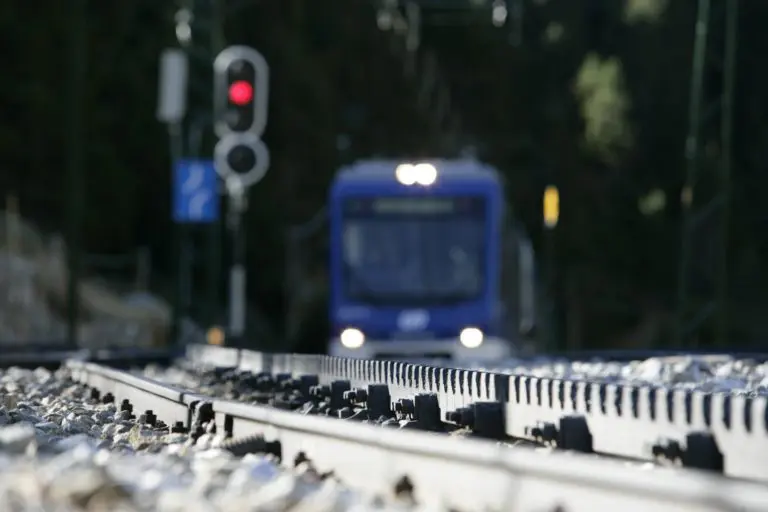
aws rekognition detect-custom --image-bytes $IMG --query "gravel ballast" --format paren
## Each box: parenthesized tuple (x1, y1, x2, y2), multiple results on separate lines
(442, 355, 768, 394)
(0, 365, 422, 511)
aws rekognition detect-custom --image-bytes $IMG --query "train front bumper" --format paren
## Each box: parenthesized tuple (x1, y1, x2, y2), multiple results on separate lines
(327, 336, 513, 362)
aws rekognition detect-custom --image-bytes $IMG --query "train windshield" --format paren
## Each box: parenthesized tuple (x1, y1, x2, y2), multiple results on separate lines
(341, 195, 486, 305)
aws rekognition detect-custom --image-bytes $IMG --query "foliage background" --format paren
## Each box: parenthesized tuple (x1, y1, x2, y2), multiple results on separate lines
(2, 0, 767, 351)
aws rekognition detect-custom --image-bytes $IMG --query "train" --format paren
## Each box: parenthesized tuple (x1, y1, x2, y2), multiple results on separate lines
(327, 158, 537, 361)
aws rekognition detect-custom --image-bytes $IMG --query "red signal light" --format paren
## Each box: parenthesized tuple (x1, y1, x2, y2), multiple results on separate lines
(228, 80, 253, 106)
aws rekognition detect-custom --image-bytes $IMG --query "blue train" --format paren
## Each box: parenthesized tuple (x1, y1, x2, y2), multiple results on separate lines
(327, 159, 536, 360)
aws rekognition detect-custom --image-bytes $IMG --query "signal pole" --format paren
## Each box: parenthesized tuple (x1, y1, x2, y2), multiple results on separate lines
(676, 0, 738, 348)
(543, 185, 559, 352)
(208, 0, 226, 329)
(158, 43, 190, 345)
(225, 176, 247, 344)
(172, 0, 226, 332)
(66, 0, 87, 348)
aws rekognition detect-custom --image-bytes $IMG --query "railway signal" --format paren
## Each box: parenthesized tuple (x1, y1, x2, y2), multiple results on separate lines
(212, 45, 271, 347)
(213, 46, 271, 185)
(213, 45, 269, 137)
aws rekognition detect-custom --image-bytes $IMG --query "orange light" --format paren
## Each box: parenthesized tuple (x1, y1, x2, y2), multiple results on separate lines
(207, 326, 225, 345)
(543, 185, 559, 228)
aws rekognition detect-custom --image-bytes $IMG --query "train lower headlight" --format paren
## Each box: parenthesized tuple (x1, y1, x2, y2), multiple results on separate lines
(459, 327, 484, 348)
(340, 328, 365, 349)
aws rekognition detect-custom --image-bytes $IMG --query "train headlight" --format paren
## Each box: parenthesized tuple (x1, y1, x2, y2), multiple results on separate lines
(459, 327, 484, 348)
(395, 164, 417, 185)
(395, 163, 437, 186)
(414, 163, 437, 185)
(340, 328, 365, 349)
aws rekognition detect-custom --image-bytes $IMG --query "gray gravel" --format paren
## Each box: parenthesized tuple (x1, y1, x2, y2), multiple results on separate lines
(437, 355, 768, 394)
(0, 366, 423, 511)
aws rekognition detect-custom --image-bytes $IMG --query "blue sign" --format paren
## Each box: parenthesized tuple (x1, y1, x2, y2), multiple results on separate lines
(173, 159, 219, 223)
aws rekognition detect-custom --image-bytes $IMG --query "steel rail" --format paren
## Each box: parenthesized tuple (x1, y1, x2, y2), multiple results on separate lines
(185, 345, 768, 483)
(65, 357, 768, 511)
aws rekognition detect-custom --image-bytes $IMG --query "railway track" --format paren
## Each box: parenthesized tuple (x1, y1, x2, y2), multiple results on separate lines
(59, 345, 768, 511)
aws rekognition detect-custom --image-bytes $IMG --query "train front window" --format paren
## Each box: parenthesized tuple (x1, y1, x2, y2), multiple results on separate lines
(341, 196, 486, 305)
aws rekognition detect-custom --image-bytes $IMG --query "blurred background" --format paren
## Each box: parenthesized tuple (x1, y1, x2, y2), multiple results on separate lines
(0, 0, 762, 356)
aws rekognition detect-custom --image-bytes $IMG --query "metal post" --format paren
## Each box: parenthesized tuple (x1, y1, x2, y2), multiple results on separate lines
(66, 0, 87, 348)
(169, 122, 185, 346)
(542, 185, 559, 353)
(676, 0, 710, 349)
(211, 0, 226, 52)
(208, 0, 226, 329)
(676, 0, 737, 349)
(544, 228, 557, 352)
(517, 235, 536, 342)
(716, 0, 738, 347)
(227, 179, 247, 346)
